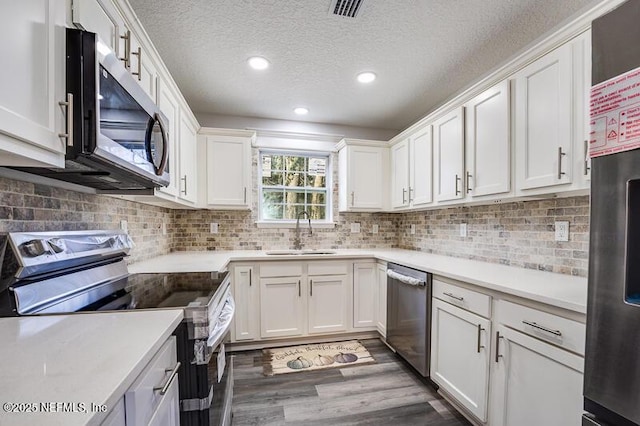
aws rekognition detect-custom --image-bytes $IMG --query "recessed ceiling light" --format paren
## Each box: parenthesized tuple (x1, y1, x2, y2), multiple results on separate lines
(294, 107, 309, 115)
(248, 56, 270, 70)
(357, 71, 376, 83)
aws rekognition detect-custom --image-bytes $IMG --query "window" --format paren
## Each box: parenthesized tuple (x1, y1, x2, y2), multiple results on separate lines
(259, 151, 330, 222)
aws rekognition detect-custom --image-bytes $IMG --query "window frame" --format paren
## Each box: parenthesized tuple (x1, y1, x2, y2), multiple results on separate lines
(258, 149, 333, 224)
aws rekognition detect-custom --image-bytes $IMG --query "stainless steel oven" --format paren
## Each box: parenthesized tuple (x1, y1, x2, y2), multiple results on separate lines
(0, 231, 234, 426)
(14, 28, 170, 191)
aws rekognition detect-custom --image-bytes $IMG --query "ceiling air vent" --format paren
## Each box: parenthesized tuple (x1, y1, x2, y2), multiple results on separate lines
(329, 0, 365, 18)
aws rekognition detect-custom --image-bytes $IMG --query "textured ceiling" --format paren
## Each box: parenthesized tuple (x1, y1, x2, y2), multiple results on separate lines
(128, 0, 597, 131)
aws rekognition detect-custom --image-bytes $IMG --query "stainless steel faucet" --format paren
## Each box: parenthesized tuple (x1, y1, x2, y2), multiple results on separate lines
(293, 210, 313, 250)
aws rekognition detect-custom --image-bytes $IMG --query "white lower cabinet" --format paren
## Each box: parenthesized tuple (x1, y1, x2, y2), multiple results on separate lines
(376, 262, 387, 337)
(308, 275, 349, 334)
(353, 262, 377, 329)
(232, 265, 258, 341)
(490, 324, 584, 426)
(260, 276, 305, 339)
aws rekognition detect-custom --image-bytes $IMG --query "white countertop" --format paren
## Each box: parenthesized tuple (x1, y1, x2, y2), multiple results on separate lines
(130, 249, 588, 314)
(0, 310, 183, 426)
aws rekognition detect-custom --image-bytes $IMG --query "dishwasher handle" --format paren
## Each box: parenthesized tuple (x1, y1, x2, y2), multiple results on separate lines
(386, 269, 425, 286)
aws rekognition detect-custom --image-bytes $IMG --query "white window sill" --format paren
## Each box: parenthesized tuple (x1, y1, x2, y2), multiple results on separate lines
(255, 221, 336, 229)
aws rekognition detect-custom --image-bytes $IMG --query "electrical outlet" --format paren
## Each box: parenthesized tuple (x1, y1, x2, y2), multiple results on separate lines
(350, 222, 361, 233)
(410, 224, 416, 235)
(372, 224, 379, 234)
(460, 223, 467, 238)
(120, 220, 128, 232)
(555, 221, 569, 242)
(210, 223, 219, 234)
(162, 222, 167, 236)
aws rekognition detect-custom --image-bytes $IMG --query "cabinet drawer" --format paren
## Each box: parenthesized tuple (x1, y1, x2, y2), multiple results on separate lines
(433, 278, 491, 318)
(259, 262, 303, 277)
(308, 261, 348, 276)
(496, 300, 585, 356)
(125, 336, 178, 425)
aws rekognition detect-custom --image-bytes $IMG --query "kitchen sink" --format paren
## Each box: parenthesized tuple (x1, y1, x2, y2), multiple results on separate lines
(265, 250, 337, 255)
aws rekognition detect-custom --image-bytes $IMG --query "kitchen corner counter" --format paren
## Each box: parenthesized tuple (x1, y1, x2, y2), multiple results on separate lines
(129, 249, 588, 314)
(0, 310, 183, 426)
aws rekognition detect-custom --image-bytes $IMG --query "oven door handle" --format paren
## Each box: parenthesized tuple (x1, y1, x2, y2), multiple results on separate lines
(206, 294, 235, 350)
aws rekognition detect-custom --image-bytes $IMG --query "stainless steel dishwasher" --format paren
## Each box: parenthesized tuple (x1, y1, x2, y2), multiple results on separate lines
(386, 263, 432, 377)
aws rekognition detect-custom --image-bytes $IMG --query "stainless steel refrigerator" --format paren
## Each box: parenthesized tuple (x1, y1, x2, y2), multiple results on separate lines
(585, 1, 640, 425)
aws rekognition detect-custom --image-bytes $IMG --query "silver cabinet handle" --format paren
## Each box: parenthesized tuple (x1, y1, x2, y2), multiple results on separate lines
(402, 188, 407, 204)
(443, 292, 464, 301)
(310, 279, 313, 297)
(495, 331, 503, 363)
(244, 187, 247, 204)
(522, 320, 562, 337)
(249, 269, 252, 287)
(298, 280, 301, 297)
(557, 147, 566, 180)
(477, 324, 485, 353)
(119, 30, 131, 69)
(584, 140, 590, 176)
(131, 46, 142, 81)
(408, 187, 413, 202)
(153, 362, 181, 395)
(351, 191, 355, 206)
(180, 175, 187, 195)
(466, 171, 472, 193)
(58, 93, 73, 147)
(455, 174, 461, 195)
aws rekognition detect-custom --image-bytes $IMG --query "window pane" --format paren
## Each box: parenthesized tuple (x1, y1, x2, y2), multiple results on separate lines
(263, 203, 284, 220)
(262, 172, 283, 186)
(285, 156, 306, 171)
(284, 191, 306, 204)
(306, 191, 325, 204)
(308, 157, 327, 176)
(284, 204, 307, 219)
(308, 205, 326, 220)
(307, 174, 326, 188)
(263, 190, 284, 204)
(285, 172, 305, 187)
(270, 155, 284, 170)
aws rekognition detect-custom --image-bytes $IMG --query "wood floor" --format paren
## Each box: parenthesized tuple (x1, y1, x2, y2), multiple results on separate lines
(231, 339, 471, 426)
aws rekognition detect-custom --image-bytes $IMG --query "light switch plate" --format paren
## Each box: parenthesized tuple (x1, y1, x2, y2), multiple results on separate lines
(372, 224, 379, 234)
(410, 224, 416, 235)
(350, 222, 361, 233)
(460, 223, 467, 237)
(210, 223, 219, 234)
(555, 221, 569, 242)
(162, 222, 167, 236)
(120, 220, 128, 232)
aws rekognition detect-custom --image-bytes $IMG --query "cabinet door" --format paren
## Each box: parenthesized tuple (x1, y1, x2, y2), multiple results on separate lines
(178, 113, 198, 204)
(431, 299, 491, 422)
(156, 79, 180, 197)
(465, 81, 510, 197)
(353, 263, 377, 329)
(233, 266, 258, 341)
(376, 263, 387, 337)
(260, 277, 304, 338)
(207, 137, 251, 208)
(435, 107, 465, 202)
(100, 397, 125, 426)
(410, 126, 433, 206)
(348, 146, 384, 210)
(490, 325, 584, 426)
(72, 0, 121, 54)
(129, 33, 157, 101)
(515, 43, 573, 191)
(0, 0, 66, 167)
(308, 275, 349, 334)
(147, 374, 180, 426)
(390, 139, 410, 208)
(573, 30, 591, 184)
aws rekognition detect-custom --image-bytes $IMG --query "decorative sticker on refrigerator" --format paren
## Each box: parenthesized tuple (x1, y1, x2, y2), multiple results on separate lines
(590, 65, 640, 157)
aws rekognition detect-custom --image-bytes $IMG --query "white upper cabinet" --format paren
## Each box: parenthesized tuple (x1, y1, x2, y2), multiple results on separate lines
(409, 125, 434, 206)
(156, 78, 180, 197)
(465, 81, 511, 198)
(72, 0, 122, 53)
(573, 29, 592, 184)
(0, 0, 66, 167)
(390, 139, 410, 208)
(129, 32, 157, 101)
(514, 42, 573, 192)
(338, 140, 388, 212)
(434, 107, 465, 202)
(177, 112, 198, 204)
(202, 129, 254, 210)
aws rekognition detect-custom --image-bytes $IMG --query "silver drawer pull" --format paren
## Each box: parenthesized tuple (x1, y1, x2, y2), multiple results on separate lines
(443, 292, 464, 301)
(522, 320, 562, 337)
(154, 362, 181, 395)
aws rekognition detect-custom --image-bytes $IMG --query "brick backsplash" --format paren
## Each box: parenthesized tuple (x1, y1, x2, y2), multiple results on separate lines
(0, 177, 172, 264)
(397, 195, 590, 277)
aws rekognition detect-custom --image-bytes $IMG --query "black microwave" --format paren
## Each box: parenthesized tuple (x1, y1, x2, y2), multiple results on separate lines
(15, 28, 170, 191)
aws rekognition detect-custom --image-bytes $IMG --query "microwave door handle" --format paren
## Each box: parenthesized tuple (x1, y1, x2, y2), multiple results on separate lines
(156, 113, 169, 176)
